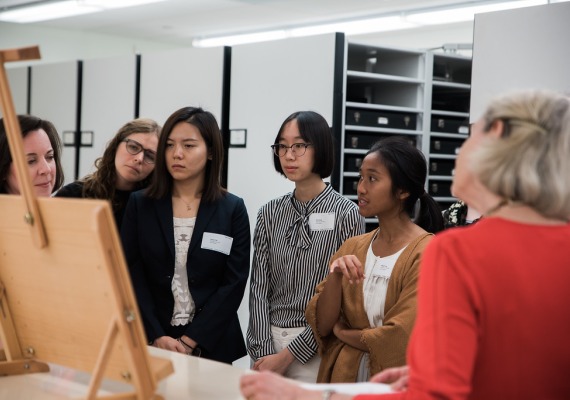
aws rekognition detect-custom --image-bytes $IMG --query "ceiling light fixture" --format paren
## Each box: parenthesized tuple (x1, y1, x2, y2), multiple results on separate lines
(289, 16, 417, 38)
(0, 0, 168, 23)
(194, 29, 288, 48)
(193, 0, 559, 48)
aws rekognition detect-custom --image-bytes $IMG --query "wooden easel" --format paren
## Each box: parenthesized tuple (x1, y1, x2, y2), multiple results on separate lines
(0, 46, 173, 399)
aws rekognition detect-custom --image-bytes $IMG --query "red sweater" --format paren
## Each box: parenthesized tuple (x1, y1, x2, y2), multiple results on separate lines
(357, 217, 570, 400)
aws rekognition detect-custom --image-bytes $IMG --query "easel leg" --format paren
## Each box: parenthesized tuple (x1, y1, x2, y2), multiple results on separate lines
(86, 317, 119, 399)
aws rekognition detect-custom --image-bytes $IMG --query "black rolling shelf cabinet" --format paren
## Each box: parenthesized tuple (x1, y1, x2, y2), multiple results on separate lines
(338, 42, 472, 232)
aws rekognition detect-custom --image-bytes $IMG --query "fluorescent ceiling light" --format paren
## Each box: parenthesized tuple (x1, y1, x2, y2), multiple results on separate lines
(194, 30, 288, 47)
(290, 16, 417, 37)
(194, 17, 419, 48)
(0, 0, 167, 23)
(193, 0, 570, 48)
(0, 1, 98, 23)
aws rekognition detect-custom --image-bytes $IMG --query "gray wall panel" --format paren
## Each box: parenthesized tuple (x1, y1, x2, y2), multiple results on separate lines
(2, 67, 28, 117)
(139, 47, 225, 125)
(30, 61, 78, 185)
(80, 55, 136, 178)
(471, 2, 570, 122)
(228, 33, 338, 368)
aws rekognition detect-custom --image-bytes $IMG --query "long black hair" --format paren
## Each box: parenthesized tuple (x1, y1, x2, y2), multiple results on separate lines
(367, 136, 444, 233)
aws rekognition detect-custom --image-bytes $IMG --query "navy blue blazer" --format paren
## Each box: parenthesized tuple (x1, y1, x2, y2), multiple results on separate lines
(121, 189, 251, 363)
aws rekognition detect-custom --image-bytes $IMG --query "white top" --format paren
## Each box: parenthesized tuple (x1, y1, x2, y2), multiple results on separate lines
(357, 236, 407, 381)
(171, 217, 197, 326)
(362, 243, 406, 327)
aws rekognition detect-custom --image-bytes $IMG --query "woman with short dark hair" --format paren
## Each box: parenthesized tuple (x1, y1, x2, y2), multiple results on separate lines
(247, 110, 364, 382)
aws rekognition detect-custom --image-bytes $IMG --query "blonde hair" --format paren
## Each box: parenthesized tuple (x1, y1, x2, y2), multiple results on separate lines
(472, 90, 570, 220)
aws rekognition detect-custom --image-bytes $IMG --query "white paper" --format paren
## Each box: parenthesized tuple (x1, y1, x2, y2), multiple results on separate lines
(309, 212, 335, 231)
(301, 382, 394, 395)
(201, 232, 233, 255)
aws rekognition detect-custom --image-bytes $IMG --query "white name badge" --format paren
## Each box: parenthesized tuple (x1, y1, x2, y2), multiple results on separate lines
(201, 232, 233, 255)
(309, 212, 335, 231)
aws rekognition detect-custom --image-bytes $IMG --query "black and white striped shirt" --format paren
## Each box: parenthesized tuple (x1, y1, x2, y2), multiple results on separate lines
(247, 183, 365, 363)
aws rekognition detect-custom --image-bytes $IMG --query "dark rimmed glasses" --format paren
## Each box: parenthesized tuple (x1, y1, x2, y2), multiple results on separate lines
(123, 139, 156, 164)
(271, 143, 312, 157)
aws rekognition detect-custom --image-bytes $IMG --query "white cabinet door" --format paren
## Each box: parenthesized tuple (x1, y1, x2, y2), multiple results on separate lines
(31, 61, 78, 185)
(139, 47, 225, 125)
(471, 2, 570, 122)
(80, 55, 136, 178)
(2, 66, 29, 117)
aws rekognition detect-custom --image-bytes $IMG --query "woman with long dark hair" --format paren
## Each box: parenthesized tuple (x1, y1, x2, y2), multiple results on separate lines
(304, 136, 443, 383)
(121, 107, 250, 364)
(55, 118, 159, 227)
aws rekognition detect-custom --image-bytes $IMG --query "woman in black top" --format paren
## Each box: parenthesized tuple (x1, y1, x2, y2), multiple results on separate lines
(55, 118, 160, 227)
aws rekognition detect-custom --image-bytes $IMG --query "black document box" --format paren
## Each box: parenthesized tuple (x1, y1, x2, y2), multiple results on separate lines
(430, 137, 464, 155)
(344, 154, 365, 172)
(430, 116, 469, 134)
(343, 176, 360, 195)
(346, 108, 417, 130)
(428, 180, 453, 198)
(345, 131, 418, 151)
(429, 159, 456, 176)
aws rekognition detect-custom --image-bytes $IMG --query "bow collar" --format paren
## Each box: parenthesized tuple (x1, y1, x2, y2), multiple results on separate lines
(285, 183, 333, 249)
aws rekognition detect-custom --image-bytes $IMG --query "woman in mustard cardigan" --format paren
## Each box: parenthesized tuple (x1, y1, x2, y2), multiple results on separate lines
(305, 137, 443, 383)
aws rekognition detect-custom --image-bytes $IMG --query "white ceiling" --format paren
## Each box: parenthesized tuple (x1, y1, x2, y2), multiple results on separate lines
(0, 0, 485, 46)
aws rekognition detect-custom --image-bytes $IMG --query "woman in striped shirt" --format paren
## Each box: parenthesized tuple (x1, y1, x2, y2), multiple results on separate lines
(247, 111, 365, 383)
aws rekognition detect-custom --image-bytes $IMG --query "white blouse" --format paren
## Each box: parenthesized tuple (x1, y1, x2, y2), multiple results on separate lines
(357, 236, 407, 381)
(362, 243, 406, 327)
(171, 217, 197, 326)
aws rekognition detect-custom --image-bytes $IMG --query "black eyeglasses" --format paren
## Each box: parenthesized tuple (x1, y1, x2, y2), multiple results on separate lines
(271, 143, 312, 157)
(123, 139, 156, 164)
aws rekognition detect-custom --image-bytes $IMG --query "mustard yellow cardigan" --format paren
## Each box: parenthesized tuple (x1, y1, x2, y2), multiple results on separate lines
(305, 229, 433, 383)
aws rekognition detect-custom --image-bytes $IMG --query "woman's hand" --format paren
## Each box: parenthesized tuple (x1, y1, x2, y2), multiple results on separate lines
(332, 319, 348, 338)
(370, 365, 410, 391)
(152, 336, 186, 354)
(332, 320, 368, 352)
(252, 348, 295, 375)
(329, 255, 364, 284)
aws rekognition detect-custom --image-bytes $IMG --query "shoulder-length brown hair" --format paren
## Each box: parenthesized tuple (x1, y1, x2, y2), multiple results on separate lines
(0, 114, 64, 194)
(81, 118, 160, 199)
(146, 107, 226, 202)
